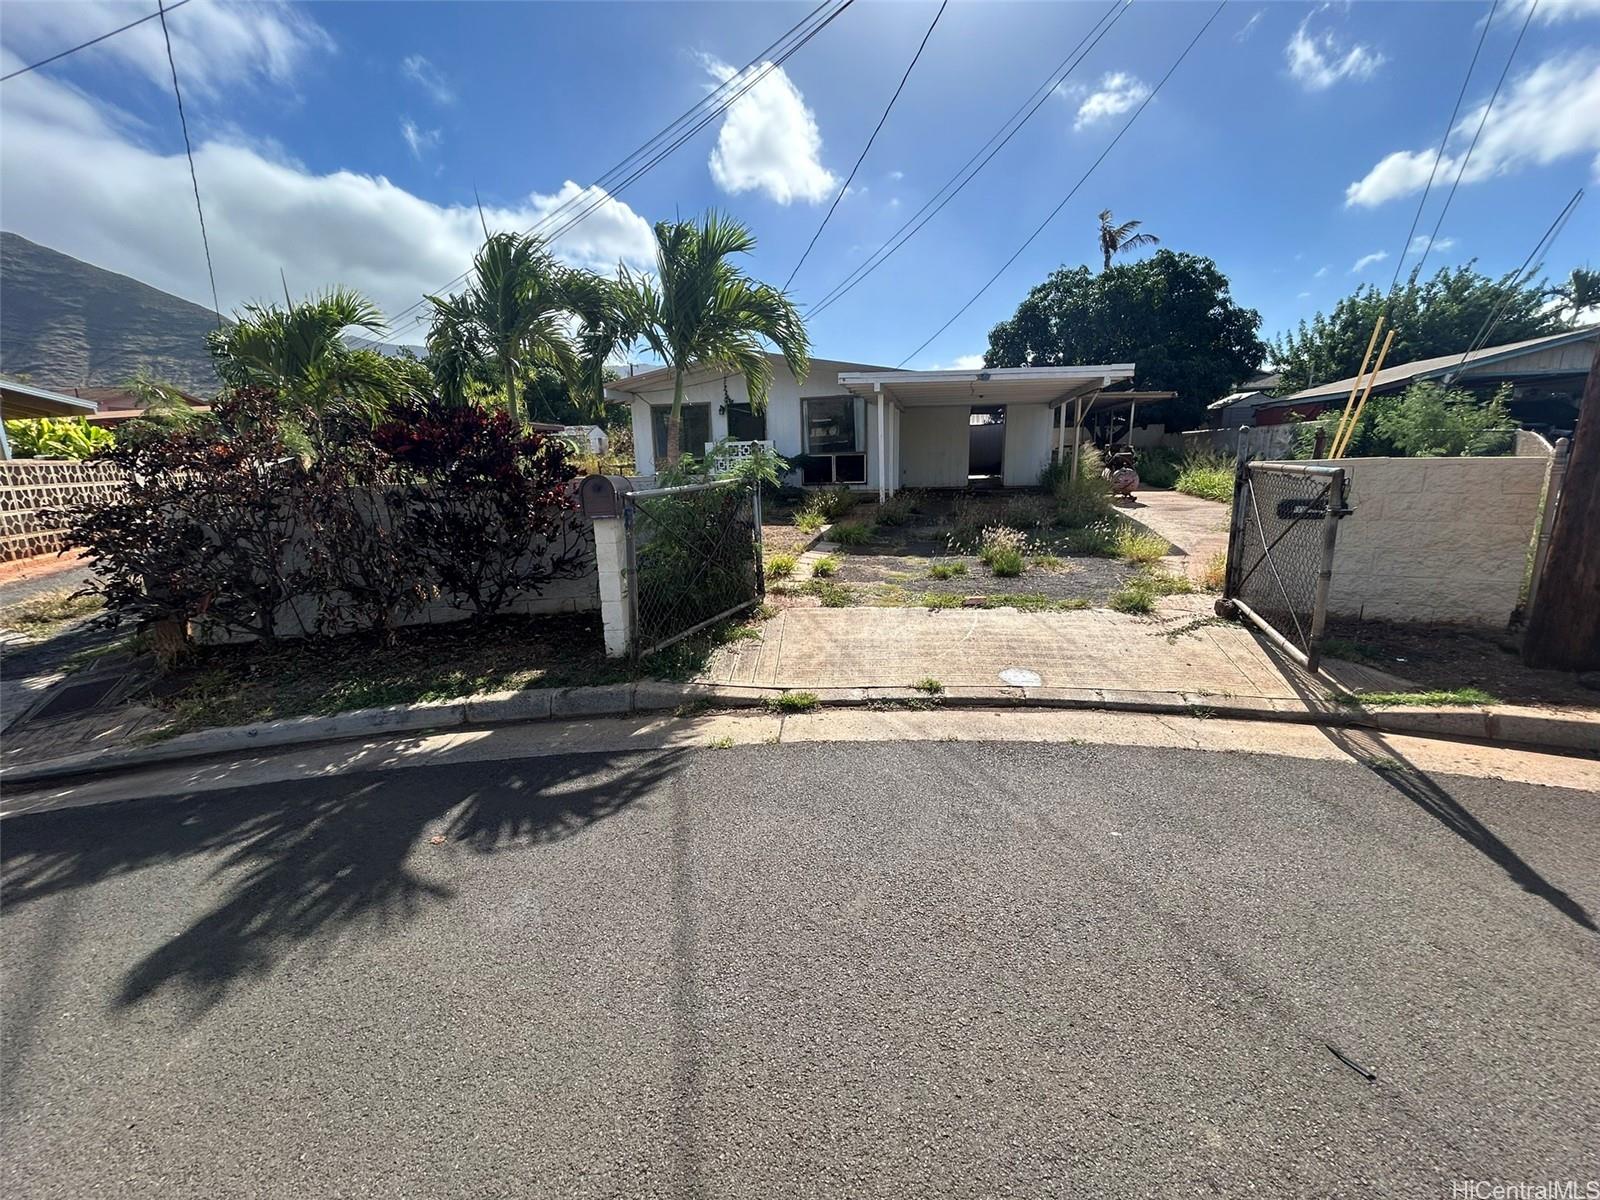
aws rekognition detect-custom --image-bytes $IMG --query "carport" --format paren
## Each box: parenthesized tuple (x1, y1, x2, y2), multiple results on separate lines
(835, 365, 1170, 498)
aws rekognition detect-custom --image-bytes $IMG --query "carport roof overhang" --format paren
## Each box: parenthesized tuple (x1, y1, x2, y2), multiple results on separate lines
(837, 365, 1136, 410)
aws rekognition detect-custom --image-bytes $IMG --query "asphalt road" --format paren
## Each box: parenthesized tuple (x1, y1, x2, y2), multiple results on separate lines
(3, 739, 1597, 1197)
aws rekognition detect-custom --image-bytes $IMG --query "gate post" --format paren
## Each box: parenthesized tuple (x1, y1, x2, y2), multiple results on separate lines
(1222, 426, 1251, 600)
(591, 513, 633, 658)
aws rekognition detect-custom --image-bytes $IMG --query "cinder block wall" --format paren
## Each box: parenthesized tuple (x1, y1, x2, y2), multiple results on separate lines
(1319, 455, 1548, 626)
(0, 459, 125, 562)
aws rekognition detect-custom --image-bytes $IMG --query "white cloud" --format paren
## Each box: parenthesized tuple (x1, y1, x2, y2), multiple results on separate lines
(0, 0, 331, 96)
(1297, 291, 1312, 299)
(1409, 234, 1457, 254)
(888, 169, 904, 181)
(1235, 10, 1266, 42)
(401, 53, 454, 105)
(702, 56, 836, 204)
(1345, 51, 1600, 207)
(1314, 265, 1329, 278)
(1285, 14, 1384, 91)
(400, 119, 440, 160)
(1503, 0, 1600, 22)
(1069, 72, 1151, 130)
(1350, 250, 1389, 273)
(932, 354, 987, 371)
(0, 58, 656, 338)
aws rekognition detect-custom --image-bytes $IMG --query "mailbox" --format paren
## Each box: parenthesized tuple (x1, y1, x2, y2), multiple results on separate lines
(579, 473, 633, 519)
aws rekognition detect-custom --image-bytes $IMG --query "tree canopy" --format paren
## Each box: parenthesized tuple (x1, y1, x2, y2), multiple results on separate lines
(983, 250, 1265, 431)
(1270, 263, 1571, 397)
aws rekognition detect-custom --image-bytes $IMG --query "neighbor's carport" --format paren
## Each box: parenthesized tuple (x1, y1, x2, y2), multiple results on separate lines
(836, 365, 1173, 498)
(0, 380, 100, 459)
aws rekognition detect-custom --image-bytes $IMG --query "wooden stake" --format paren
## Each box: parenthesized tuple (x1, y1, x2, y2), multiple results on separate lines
(1523, 340, 1600, 670)
(1334, 328, 1396, 459)
(1331, 316, 1384, 459)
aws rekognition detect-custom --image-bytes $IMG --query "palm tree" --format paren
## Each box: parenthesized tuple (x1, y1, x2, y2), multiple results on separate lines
(209, 286, 409, 428)
(1545, 266, 1600, 323)
(615, 211, 809, 465)
(1098, 209, 1160, 272)
(425, 232, 585, 424)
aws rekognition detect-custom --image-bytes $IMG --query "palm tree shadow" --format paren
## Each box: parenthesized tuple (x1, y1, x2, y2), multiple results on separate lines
(1, 749, 685, 1015)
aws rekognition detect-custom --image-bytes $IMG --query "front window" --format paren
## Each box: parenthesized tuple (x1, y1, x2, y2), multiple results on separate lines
(727, 401, 767, 442)
(804, 396, 859, 454)
(651, 404, 711, 460)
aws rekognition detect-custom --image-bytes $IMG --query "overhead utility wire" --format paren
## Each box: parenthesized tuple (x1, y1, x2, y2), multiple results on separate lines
(898, 0, 1227, 367)
(377, 0, 855, 342)
(784, 0, 949, 290)
(0, 0, 193, 83)
(1412, 0, 1539, 285)
(1386, 0, 1498, 295)
(156, 0, 221, 327)
(803, 0, 1128, 322)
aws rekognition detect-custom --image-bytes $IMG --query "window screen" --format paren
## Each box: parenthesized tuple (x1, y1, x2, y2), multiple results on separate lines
(804, 397, 858, 454)
(651, 404, 711, 460)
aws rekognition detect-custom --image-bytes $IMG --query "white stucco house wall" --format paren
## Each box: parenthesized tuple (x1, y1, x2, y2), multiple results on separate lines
(606, 354, 1144, 495)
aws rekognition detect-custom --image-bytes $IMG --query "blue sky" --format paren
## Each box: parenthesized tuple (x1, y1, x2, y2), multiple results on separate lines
(2, 0, 1597, 372)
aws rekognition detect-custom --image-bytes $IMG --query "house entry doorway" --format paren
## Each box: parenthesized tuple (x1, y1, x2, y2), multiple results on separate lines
(969, 405, 1005, 483)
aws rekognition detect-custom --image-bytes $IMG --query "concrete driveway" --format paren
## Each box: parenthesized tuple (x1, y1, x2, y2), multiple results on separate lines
(3, 738, 1597, 1197)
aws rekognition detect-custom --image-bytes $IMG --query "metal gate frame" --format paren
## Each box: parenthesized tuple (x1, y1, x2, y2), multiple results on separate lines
(1222, 460, 1348, 672)
(624, 477, 763, 658)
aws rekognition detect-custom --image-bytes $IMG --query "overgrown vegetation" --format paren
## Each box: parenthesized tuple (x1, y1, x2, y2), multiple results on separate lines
(1198, 551, 1227, 593)
(911, 677, 944, 694)
(829, 520, 875, 546)
(2, 416, 114, 460)
(1174, 454, 1234, 503)
(768, 691, 820, 713)
(1112, 523, 1170, 564)
(1291, 380, 1514, 459)
(0, 589, 105, 637)
(1045, 447, 1115, 528)
(1109, 568, 1191, 614)
(766, 553, 797, 579)
(1134, 446, 1181, 489)
(1336, 687, 1498, 707)
(927, 561, 968, 580)
(812, 554, 840, 578)
(978, 526, 1031, 577)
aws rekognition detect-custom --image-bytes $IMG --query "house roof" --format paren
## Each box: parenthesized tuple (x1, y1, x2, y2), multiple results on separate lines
(0, 378, 100, 418)
(837, 364, 1138, 410)
(1275, 325, 1598, 405)
(605, 353, 895, 397)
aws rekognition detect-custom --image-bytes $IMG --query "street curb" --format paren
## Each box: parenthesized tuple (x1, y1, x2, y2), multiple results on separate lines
(2, 681, 1594, 788)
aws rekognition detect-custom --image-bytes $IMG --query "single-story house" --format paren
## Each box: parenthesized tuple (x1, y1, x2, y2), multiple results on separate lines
(1209, 325, 1597, 434)
(606, 354, 1166, 495)
(0, 378, 99, 458)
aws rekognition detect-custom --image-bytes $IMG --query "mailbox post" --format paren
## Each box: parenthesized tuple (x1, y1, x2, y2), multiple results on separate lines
(579, 475, 634, 658)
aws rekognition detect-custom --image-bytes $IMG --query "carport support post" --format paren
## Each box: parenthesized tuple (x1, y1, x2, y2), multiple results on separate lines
(591, 515, 633, 658)
(875, 383, 887, 503)
(1070, 394, 1085, 481)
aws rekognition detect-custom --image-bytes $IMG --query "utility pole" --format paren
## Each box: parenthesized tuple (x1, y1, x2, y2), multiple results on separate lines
(1523, 341, 1600, 671)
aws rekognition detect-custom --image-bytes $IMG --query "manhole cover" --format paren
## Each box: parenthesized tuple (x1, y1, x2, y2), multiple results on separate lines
(999, 667, 1042, 688)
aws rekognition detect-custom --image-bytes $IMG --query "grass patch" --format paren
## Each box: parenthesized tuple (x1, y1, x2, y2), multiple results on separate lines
(766, 553, 797, 579)
(829, 520, 875, 547)
(768, 690, 820, 713)
(1061, 521, 1118, 557)
(0, 589, 104, 638)
(911, 677, 944, 694)
(1174, 456, 1234, 504)
(1337, 687, 1498, 708)
(806, 579, 856, 607)
(987, 547, 1024, 577)
(927, 561, 968, 581)
(1112, 522, 1170, 564)
(811, 554, 841, 578)
(794, 510, 826, 533)
(1030, 554, 1067, 572)
(1320, 636, 1385, 664)
(920, 591, 967, 610)
(1198, 551, 1227, 593)
(1108, 582, 1156, 615)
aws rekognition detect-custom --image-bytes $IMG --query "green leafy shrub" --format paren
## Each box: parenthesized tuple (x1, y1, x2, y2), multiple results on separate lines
(4, 416, 114, 460)
(1112, 522, 1170, 564)
(1291, 381, 1514, 460)
(800, 486, 857, 524)
(1135, 447, 1181, 489)
(1174, 454, 1234, 503)
(766, 553, 796, 579)
(928, 561, 968, 580)
(812, 554, 840, 578)
(829, 520, 874, 546)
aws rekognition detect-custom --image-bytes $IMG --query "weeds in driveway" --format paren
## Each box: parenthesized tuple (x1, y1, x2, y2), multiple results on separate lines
(795, 510, 826, 534)
(807, 580, 856, 607)
(0, 589, 104, 638)
(979, 526, 1031, 577)
(707, 735, 736, 749)
(812, 554, 841, 578)
(1337, 687, 1498, 707)
(1112, 523, 1170, 564)
(912, 677, 944, 694)
(1175, 455, 1234, 504)
(928, 561, 968, 580)
(766, 553, 797, 579)
(768, 691, 820, 713)
(1030, 555, 1067, 572)
(1198, 551, 1227, 592)
(830, 521, 875, 547)
(1321, 636, 1385, 664)
(921, 591, 966, 610)
(752, 602, 777, 621)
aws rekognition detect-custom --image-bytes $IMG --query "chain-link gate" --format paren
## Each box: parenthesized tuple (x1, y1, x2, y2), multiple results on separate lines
(1221, 461, 1349, 671)
(625, 478, 763, 657)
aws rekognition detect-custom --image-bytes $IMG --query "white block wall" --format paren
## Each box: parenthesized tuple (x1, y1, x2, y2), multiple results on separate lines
(1318, 455, 1548, 627)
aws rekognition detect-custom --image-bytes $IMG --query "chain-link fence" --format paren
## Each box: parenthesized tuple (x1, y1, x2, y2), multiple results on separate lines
(625, 478, 762, 657)
(1223, 461, 1348, 671)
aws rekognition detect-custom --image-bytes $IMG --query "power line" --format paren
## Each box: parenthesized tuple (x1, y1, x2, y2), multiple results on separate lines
(1412, 0, 1539, 286)
(783, 0, 948, 291)
(376, 0, 856, 344)
(802, 0, 1129, 322)
(156, 0, 221, 327)
(0, 0, 193, 83)
(1387, 0, 1499, 295)
(897, 0, 1227, 368)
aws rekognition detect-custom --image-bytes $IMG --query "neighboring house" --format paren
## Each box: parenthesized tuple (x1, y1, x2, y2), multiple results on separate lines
(607, 355, 1143, 494)
(1206, 370, 1282, 429)
(1212, 326, 1597, 434)
(69, 384, 210, 428)
(0, 378, 98, 458)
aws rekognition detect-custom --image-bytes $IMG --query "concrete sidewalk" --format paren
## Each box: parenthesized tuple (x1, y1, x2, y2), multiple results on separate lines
(706, 597, 1379, 700)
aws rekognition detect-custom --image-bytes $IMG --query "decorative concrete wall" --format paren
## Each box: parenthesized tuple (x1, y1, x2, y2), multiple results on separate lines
(1320, 455, 1548, 626)
(0, 459, 124, 562)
